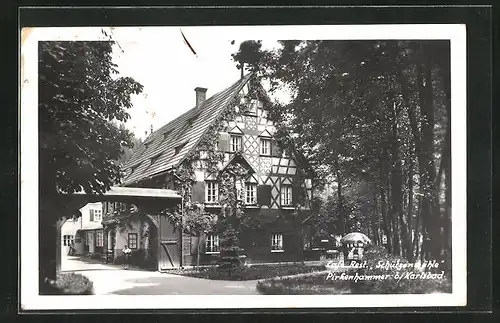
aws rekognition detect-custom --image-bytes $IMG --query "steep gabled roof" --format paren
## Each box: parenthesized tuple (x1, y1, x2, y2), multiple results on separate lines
(121, 73, 253, 186)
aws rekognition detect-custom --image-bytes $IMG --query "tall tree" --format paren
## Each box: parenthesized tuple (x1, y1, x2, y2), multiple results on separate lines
(38, 41, 143, 292)
(232, 39, 451, 265)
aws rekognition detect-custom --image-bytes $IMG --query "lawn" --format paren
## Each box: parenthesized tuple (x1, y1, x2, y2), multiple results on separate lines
(167, 263, 327, 281)
(257, 273, 352, 295)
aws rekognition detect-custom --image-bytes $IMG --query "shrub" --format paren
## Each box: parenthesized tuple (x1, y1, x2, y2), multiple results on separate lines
(215, 225, 246, 276)
(54, 273, 94, 295)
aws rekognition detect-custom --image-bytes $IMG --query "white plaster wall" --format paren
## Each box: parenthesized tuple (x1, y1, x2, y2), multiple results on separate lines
(194, 170, 204, 182)
(60, 202, 103, 258)
(80, 202, 104, 230)
(114, 219, 142, 254)
(60, 218, 81, 257)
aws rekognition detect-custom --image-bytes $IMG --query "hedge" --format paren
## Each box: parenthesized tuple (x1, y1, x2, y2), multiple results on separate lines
(54, 273, 94, 295)
(169, 264, 326, 281)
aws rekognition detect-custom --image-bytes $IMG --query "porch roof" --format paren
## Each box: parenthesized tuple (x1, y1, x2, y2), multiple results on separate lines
(75, 186, 182, 200)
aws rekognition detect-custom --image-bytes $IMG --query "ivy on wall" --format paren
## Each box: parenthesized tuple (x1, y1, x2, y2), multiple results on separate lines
(160, 76, 312, 235)
(160, 87, 251, 234)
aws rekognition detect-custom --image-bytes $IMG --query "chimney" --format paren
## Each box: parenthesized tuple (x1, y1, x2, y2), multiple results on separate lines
(194, 87, 207, 108)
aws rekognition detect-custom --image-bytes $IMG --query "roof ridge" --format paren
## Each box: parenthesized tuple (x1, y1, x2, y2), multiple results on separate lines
(120, 73, 254, 185)
(152, 73, 252, 137)
(175, 73, 253, 168)
(123, 74, 253, 169)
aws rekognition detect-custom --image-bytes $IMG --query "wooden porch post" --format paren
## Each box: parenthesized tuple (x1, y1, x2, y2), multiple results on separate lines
(157, 214, 161, 272)
(180, 194, 184, 268)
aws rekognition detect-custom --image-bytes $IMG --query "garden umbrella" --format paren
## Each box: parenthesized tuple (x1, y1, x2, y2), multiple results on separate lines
(340, 232, 371, 245)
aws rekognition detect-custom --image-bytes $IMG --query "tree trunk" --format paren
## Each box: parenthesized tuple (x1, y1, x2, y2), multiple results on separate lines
(39, 201, 58, 294)
(334, 157, 346, 234)
(389, 103, 405, 258)
(56, 218, 66, 274)
(406, 152, 415, 262)
(396, 55, 441, 262)
(416, 56, 442, 262)
(371, 189, 380, 245)
(197, 234, 201, 268)
(439, 59, 452, 274)
(413, 195, 421, 261)
(381, 147, 397, 256)
(379, 183, 392, 254)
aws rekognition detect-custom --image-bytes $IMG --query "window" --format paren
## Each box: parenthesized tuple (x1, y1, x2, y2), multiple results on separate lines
(247, 100, 258, 115)
(162, 130, 172, 141)
(150, 153, 162, 164)
(281, 185, 293, 206)
(94, 209, 102, 221)
(128, 233, 138, 249)
(245, 183, 257, 204)
(89, 209, 102, 222)
(187, 114, 199, 127)
(260, 138, 271, 155)
(63, 235, 74, 246)
(205, 234, 219, 253)
(174, 142, 188, 155)
(96, 230, 103, 247)
(205, 181, 219, 203)
(230, 135, 242, 152)
(271, 233, 283, 252)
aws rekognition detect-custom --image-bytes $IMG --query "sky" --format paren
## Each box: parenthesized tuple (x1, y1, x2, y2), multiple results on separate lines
(108, 27, 281, 140)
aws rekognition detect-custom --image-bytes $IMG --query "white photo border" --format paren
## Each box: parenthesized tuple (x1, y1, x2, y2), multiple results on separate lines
(20, 24, 467, 310)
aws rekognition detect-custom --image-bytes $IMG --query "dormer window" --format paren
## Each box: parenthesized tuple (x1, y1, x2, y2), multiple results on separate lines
(187, 116, 198, 127)
(162, 130, 172, 141)
(246, 99, 258, 116)
(150, 153, 162, 164)
(174, 141, 188, 155)
(129, 164, 139, 175)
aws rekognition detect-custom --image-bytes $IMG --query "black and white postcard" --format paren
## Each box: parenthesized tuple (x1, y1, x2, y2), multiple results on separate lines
(20, 24, 467, 310)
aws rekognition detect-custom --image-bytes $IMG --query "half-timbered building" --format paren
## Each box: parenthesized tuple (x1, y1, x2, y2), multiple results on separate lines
(102, 74, 315, 270)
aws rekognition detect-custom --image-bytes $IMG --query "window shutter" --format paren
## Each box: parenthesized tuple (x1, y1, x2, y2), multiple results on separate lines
(183, 234, 192, 255)
(219, 133, 230, 152)
(292, 185, 304, 206)
(190, 236, 199, 254)
(257, 185, 272, 206)
(89, 209, 94, 222)
(270, 140, 282, 157)
(192, 181, 206, 203)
